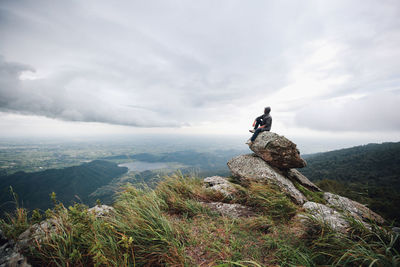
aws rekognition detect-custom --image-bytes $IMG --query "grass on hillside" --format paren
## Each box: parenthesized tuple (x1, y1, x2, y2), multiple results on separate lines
(1, 173, 399, 266)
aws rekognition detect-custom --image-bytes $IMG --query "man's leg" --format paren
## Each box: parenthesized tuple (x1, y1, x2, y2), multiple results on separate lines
(254, 118, 262, 129)
(250, 128, 263, 142)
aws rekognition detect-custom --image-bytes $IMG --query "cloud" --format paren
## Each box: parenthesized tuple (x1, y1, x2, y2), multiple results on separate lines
(0, 0, 399, 135)
(0, 56, 183, 127)
(295, 91, 400, 131)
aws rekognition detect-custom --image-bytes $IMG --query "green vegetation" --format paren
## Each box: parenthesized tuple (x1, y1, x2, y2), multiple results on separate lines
(0, 160, 127, 214)
(2, 174, 398, 266)
(232, 183, 298, 222)
(0, 147, 246, 216)
(292, 182, 326, 204)
(300, 142, 400, 224)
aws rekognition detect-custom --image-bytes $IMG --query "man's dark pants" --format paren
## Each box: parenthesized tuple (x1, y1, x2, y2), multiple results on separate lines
(251, 128, 269, 142)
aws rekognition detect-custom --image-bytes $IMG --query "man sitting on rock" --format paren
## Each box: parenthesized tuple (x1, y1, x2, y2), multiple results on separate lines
(246, 106, 272, 145)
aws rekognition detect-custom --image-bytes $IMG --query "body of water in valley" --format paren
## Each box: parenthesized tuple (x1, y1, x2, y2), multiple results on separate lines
(118, 161, 169, 172)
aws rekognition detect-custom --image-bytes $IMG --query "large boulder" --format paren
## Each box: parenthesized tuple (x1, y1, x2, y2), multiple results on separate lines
(324, 192, 384, 224)
(249, 131, 306, 169)
(227, 154, 307, 204)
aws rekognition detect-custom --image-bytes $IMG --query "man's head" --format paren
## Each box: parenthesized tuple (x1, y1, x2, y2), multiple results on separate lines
(264, 106, 271, 114)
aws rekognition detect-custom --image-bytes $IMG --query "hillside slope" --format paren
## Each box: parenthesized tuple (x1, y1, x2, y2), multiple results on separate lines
(300, 142, 400, 223)
(0, 160, 127, 213)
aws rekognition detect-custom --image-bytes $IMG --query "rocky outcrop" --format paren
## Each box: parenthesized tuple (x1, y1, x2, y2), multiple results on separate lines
(201, 202, 255, 218)
(302, 201, 349, 233)
(0, 230, 31, 267)
(17, 219, 58, 252)
(324, 192, 384, 224)
(88, 204, 115, 217)
(17, 205, 115, 254)
(227, 154, 307, 204)
(203, 176, 237, 198)
(228, 132, 386, 234)
(284, 169, 321, 192)
(249, 131, 306, 169)
(301, 194, 385, 234)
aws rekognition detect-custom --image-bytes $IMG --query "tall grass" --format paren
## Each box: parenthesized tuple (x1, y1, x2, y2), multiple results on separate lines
(0, 187, 31, 239)
(111, 185, 185, 266)
(156, 172, 224, 217)
(334, 219, 400, 266)
(298, 214, 400, 266)
(234, 182, 297, 222)
(1, 174, 399, 266)
(30, 185, 187, 266)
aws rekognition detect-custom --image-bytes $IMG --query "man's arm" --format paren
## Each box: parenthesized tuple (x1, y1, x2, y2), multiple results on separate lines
(253, 115, 263, 127)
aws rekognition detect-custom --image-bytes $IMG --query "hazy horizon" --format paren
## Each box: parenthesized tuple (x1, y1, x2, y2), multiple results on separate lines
(0, 132, 398, 155)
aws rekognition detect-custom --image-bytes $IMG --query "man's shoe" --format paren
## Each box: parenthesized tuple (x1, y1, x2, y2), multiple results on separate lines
(249, 129, 255, 133)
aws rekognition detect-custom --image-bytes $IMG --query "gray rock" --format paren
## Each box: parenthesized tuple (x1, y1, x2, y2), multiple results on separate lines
(88, 205, 114, 217)
(0, 250, 31, 267)
(249, 131, 306, 169)
(17, 219, 58, 252)
(203, 176, 237, 198)
(0, 230, 31, 267)
(284, 169, 322, 192)
(227, 154, 307, 204)
(324, 192, 384, 224)
(201, 202, 255, 218)
(302, 201, 349, 233)
(17, 205, 114, 253)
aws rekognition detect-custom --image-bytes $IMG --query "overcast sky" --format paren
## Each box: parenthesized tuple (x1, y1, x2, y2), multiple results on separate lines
(0, 0, 399, 150)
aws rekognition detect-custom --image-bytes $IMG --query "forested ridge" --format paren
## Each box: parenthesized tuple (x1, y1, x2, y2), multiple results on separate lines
(300, 142, 400, 224)
(0, 160, 127, 213)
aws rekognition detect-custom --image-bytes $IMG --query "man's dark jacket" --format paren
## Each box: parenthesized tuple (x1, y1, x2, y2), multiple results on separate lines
(256, 114, 272, 131)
